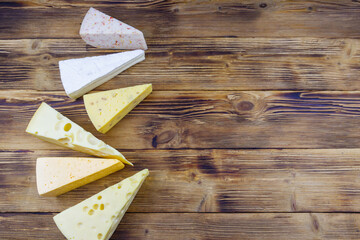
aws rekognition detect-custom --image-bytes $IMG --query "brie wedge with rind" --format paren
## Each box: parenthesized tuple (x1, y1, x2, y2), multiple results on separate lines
(54, 169, 149, 240)
(84, 84, 152, 133)
(59, 50, 145, 99)
(36, 157, 124, 196)
(26, 102, 132, 165)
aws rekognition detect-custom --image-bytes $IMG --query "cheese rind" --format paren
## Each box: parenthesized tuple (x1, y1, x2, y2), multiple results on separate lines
(80, 7, 147, 50)
(26, 102, 132, 165)
(54, 169, 149, 240)
(84, 84, 152, 133)
(59, 50, 145, 99)
(36, 157, 124, 196)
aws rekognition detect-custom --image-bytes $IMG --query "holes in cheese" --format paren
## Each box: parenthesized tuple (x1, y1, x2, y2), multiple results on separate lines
(97, 195, 102, 200)
(58, 137, 72, 145)
(84, 84, 152, 134)
(93, 204, 99, 210)
(87, 134, 99, 145)
(130, 177, 138, 184)
(26, 102, 131, 165)
(57, 113, 63, 120)
(97, 233, 103, 239)
(126, 192, 132, 199)
(76, 129, 84, 141)
(54, 121, 62, 131)
(53, 169, 149, 240)
(64, 123, 72, 132)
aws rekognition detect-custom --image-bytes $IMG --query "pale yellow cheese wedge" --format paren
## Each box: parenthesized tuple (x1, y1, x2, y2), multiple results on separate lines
(26, 102, 132, 165)
(84, 84, 152, 133)
(54, 169, 149, 240)
(36, 157, 124, 196)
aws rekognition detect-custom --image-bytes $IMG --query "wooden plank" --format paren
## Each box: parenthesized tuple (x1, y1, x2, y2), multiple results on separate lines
(1, 1, 360, 39)
(1, 38, 360, 91)
(2, 90, 360, 150)
(1, 213, 360, 239)
(3, 149, 360, 212)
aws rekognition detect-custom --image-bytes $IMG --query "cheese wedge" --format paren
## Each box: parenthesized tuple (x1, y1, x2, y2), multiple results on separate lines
(26, 102, 132, 165)
(80, 7, 147, 50)
(59, 50, 145, 99)
(84, 84, 152, 133)
(36, 157, 124, 196)
(54, 169, 149, 240)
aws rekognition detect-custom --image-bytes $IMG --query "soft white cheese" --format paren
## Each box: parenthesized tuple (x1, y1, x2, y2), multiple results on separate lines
(54, 169, 149, 240)
(59, 50, 145, 99)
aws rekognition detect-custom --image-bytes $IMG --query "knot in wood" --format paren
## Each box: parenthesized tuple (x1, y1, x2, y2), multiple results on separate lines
(236, 101, 254, 111)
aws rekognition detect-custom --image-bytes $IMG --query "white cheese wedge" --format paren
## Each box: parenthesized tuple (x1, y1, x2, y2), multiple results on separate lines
(80, 7, 147, 50)
(59, 49, 145, 99)
(26, 102, 132, 165)
(36, 157, 125, 196)
(54, 169, 149, 240)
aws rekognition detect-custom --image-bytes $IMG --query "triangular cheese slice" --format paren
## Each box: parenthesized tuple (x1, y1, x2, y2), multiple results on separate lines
(54, 169, 149, 240)
(36, 157, 125, 196)
(59, 50, 145, 99)
(80, 7, 147, 50)
(84, 84, 152, 133)
(26, 102, 132, 165)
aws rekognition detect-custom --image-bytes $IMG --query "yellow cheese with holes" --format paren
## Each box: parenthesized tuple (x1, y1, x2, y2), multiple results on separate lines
(84, 84, 152, 133)
(36, 157, 124, 196)
(54, 169, 149, 240)
(26, 102, 132, 165)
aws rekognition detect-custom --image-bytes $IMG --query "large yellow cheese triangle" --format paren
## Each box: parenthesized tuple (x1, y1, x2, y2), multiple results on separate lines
(84, 84, 152, 133)
(54, 169, 149, 240)
(36, 157, 124, 196)
(26, 102, 132, 165)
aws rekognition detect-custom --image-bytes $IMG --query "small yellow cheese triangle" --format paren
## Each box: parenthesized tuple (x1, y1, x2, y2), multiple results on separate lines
(36, 157, 124, 196)
(84, 84, 152, 133)
(54, 169, 149, 240)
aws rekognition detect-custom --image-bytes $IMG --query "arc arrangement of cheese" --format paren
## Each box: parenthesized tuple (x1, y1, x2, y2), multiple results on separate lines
(25, 7, 154, 239)
(60, 7, 148, 99)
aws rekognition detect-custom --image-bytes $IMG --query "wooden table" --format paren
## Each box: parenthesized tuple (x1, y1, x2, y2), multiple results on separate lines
(1, 1, 360, 239)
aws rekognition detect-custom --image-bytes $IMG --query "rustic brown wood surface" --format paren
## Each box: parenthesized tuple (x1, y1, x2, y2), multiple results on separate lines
(1, 38, 360, 91)
(1, 0, 360, 239)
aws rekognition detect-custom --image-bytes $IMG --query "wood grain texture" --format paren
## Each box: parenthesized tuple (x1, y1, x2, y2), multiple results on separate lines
(2, 90, 360, 150)
(3, 149, 360, 213)
(1, 1, 360, 39)
(2, 1, 360, 239)
(1, 38, 360, 91)
(1, 213, 360, 240)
